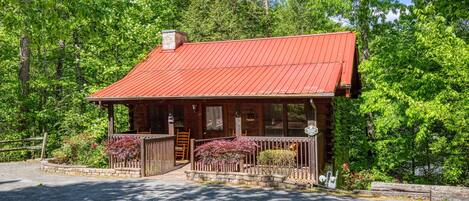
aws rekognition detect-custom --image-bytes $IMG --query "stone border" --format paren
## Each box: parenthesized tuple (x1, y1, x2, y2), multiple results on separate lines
(185, 170, 310, 190)
(354, 182, 469, 201)
(40, 159, 141, 178)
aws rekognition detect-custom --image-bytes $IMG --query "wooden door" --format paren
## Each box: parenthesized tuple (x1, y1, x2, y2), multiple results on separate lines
(149, 104, 168, 134)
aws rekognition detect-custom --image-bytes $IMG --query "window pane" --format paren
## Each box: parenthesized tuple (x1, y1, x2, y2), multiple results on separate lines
(263, 104, 283, 136)
(174, 105, 184, 128)
(287, 104, 307, 136)
(206, 106, 223, 131)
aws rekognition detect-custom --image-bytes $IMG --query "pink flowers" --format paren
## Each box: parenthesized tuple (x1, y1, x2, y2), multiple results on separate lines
(90, 143, 97, 150)
(195, 139, 257, 164)
(105, 136, 141, 160)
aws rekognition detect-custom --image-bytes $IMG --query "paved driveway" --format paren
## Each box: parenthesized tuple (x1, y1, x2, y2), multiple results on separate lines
(0, 161, 365, 201)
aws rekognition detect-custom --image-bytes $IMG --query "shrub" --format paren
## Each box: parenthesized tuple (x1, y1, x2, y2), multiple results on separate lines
(258, 149, 296, 167)
(51, 146, 71, 164)
(50, 132, 108, 168)
(257, 149, 296, 176)
(195, 139, 257, 165)
(341, 163, 373, 190)
(105, 136, 141, 161)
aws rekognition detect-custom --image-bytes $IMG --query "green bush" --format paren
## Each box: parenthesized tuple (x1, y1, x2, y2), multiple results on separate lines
(51, 132, 108, 168)
(51, 148, 69, 164)
(258, 149, 296, 168)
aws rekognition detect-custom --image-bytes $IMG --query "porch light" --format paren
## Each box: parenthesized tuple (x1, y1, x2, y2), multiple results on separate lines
(192, 104, 197, 112)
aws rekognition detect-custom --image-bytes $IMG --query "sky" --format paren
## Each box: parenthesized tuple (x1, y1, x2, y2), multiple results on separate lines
(399, 0, 413, 6)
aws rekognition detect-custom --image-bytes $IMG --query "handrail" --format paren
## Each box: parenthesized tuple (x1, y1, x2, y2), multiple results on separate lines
(194, 136, 236, 143)
(0, 137, 44, 144)
(109, 134, 170, 139)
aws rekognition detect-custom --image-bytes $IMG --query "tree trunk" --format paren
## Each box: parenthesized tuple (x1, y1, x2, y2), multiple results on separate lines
(18, 35, 31, 132)
(73, 33, 84, 93)
(55, 40, 65, 96)
(19, 35, 30, 97)
(356, 0, 374, 135)
(263, 0, 269, 15)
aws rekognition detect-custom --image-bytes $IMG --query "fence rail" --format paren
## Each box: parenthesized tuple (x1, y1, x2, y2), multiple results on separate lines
(190, 135, 318, 184)
(108, 134, 175, 176)
(0, 133, 48, 160)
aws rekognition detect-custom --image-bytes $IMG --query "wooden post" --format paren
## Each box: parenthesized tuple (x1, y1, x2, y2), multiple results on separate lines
(40, 132, 48, 160)
(239, 159, 244, 172)
(140, 138, 145, 177)
(108, 104, 114, 135)
(235, 117, 242, 137)
(314, 134, 319, 183)
(309, 137, 315, 184)
(168, 113, 174, 136)
(190, 139, 195, 170)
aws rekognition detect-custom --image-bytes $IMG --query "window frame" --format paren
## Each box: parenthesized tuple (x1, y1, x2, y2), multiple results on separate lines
(205, 105, 224, 131)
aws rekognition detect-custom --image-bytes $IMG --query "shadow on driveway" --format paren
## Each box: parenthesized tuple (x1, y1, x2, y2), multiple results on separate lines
(0, 180, 361, 201)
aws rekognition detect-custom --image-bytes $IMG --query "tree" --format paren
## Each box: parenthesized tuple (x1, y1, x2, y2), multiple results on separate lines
(360, 4, 468, 185)
(271, 0, 349, 36)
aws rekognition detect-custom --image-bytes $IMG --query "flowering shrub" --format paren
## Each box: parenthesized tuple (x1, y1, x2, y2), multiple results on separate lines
(105, 136, 141, 161)
(195, 139, 257, 164)
(341, 163, 373, 190)
(51, 132, 107, 168)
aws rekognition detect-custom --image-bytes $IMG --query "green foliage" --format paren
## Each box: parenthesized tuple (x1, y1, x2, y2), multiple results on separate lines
(182, 0, 269, 42)
(359, 4, 469, 185)
(272, 0, 348, 36)
(51, 145, 71, 164)
(52, 132, 107, 168)
(341, 163, 374, 190)
(333, 97, 369, 187)
(0, 0, 184, 161)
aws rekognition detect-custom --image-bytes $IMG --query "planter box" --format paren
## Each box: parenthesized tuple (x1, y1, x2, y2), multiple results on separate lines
(185, 170, 309, 190)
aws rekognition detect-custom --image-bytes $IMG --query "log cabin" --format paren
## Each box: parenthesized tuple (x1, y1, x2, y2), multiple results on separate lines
(87, 30, 360, 179)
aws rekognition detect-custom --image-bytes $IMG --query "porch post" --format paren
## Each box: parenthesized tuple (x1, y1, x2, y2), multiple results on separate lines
(107, 104, 114, 135)
(235, 116, 242, 137)
(168, 113, 174, 136)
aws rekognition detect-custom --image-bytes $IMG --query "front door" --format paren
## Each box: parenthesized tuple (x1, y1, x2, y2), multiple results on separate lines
(149, 104, 168, 134)
(203, 105, 225, 138)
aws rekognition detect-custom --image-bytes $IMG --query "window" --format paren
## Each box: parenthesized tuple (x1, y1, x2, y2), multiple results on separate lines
(287, 104, 307, 136)
(174, 105, 184, 128)
(263, 104, 283, 136)
(206, 106, 223, 131)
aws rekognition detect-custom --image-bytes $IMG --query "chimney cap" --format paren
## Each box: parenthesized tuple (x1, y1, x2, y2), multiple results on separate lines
(161, 29, 187, 35)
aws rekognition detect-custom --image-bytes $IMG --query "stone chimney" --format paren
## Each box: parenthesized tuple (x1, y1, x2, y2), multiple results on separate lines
(161, 30, 187, 51)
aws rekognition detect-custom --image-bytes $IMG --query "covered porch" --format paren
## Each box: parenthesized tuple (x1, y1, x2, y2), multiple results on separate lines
(102, 98, 331, 180)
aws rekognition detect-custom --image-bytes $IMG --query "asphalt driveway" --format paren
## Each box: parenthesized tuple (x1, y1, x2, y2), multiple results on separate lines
(0, 161, 365, 201)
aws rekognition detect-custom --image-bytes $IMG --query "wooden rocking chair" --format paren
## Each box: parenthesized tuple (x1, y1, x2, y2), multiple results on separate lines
(175, 129, 190, 160)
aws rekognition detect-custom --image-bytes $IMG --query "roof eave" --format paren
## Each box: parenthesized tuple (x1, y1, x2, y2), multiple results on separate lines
(86, 93, 335, 102)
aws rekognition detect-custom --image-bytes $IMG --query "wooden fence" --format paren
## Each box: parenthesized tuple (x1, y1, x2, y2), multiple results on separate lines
(108, 134, 175, 177)
(0, 132, 48, 160)
(190, 136, 318, 184)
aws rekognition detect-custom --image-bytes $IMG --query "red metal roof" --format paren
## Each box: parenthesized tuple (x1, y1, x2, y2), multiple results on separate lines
(89, 32, 357, 101)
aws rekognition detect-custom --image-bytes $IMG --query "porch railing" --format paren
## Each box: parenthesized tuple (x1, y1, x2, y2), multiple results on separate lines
(190, 136, 319, 184)
(108, 134, 175, 177)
